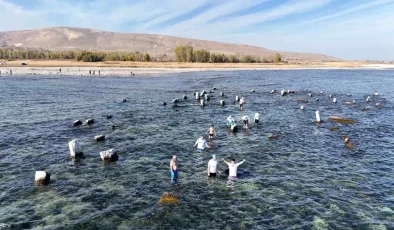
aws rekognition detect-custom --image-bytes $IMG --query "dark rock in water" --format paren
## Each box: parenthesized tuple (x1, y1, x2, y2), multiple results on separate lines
(268, 134, 279, 139)
(205, 94, 210, 101)
(252, 89, 255, 92)
(183, 95, 187, 99)
(106, 115, 113, 119)
(85, 119, 94, 125)
(163, 102, 167, 106)
(73, 120, 83, 126)
(220, 92, 224, 96)
(220, 100, 225, 106)
(209, 91, 214, 93)
(230, 124, 238, 132)
(122, 98, 127, 102)
(100, 149, 118, 162)
(172, 99, 180, 104)
(213, 87, 217, 90)
(110, 125, 120, 129)
(95, 135, 105, 142)
(35, 171, 50, 185)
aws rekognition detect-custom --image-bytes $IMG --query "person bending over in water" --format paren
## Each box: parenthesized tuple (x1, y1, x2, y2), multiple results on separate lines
(239, 97, 245, 111)
(194, 136, 210, 150)
(254, 112, 260, 124)
(170, 155, 178, 184)
(206, 125, 216, 140)
(222, 158, 245, 179)
(207, 154, 220, 177)
(239, 115, 250, 129)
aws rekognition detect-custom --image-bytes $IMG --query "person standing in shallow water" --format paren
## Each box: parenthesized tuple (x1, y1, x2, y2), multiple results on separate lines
(208, 154, 220, 177)
(206, 125, 216, 140)
(254, 112, 260, 124)
(239, 97, 245, 111)
(222, 158, 245, 179)
(170, 155, 178, 184)
(194, 136, 210, 150)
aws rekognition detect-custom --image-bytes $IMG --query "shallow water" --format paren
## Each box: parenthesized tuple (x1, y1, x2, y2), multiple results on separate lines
(0, 70, 394, 230)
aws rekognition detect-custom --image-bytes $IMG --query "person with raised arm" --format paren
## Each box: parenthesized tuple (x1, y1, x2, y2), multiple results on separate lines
(222, 158, 246, 179)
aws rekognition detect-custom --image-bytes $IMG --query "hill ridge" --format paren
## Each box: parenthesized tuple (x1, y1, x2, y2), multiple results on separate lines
(0, 27, 340, 61)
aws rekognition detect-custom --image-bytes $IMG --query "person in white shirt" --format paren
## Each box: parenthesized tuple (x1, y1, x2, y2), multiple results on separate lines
(239, 97, 245, 111)
(222, 158, 245, 178)
(207, 154, 220, 177)
(254, 112, 260, 124)
(227, 115, 235, 128)
(239, 115, 250, 129)
(194, 136, 210, 150)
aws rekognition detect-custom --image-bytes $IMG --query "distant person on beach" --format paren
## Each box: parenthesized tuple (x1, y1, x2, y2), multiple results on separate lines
(239, 97, 245, 111)
(194, 136, 209, 150)
(99, 70, 100, 75)
(222, 158, 245, 179)
(254, 112, 260, 124)
(170, 155, 178, 184)
(59, 68, 61, 73)
(206, 125, 216, 140)
(207, 154, 220, 177)
(227, 116, 235, 127)
(89, 70, 91, 75)
(239, 115, 250, 129)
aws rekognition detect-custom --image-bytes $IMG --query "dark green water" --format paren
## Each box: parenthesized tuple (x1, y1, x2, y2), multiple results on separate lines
(0, 70, 393, 230)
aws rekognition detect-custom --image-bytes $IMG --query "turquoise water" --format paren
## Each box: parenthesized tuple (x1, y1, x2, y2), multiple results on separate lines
(0, 70, 393, 229)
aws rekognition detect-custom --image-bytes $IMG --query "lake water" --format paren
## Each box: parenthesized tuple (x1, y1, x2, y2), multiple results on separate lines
(0, 70, 393, 230)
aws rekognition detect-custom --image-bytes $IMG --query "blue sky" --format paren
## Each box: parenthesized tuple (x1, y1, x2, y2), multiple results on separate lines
(0, 0, 393, 60)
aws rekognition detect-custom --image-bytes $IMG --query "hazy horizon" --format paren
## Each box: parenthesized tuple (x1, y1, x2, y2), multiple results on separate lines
(1, 0, 393, 61)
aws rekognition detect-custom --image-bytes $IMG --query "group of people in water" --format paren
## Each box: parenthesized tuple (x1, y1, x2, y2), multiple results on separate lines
(169, 96, 260, 184)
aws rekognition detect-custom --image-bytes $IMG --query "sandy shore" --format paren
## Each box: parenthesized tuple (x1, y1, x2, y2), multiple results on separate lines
(0, 61, 392, 76)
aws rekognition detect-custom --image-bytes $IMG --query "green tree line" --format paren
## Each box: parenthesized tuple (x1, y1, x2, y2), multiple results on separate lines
(174, 45, 282, 63)
(0, 47, 150, 62)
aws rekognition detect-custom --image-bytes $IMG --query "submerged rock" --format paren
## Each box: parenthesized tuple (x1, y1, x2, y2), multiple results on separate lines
(159, 192, 179, 204)
(328, 116, 355, 124)
(106, 115, 113, 119)
(220, 100, 225, 106)
(313, 216, 328, 229)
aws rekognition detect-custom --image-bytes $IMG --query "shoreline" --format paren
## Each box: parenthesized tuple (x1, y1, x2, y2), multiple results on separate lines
(0, 61, 393, 76)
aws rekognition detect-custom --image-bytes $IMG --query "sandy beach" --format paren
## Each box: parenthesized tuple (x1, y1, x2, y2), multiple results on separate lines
(0, 61, 393, 76)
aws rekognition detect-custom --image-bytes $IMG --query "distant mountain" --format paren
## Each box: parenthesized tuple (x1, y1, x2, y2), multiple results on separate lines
(0, 27, 340, 61)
